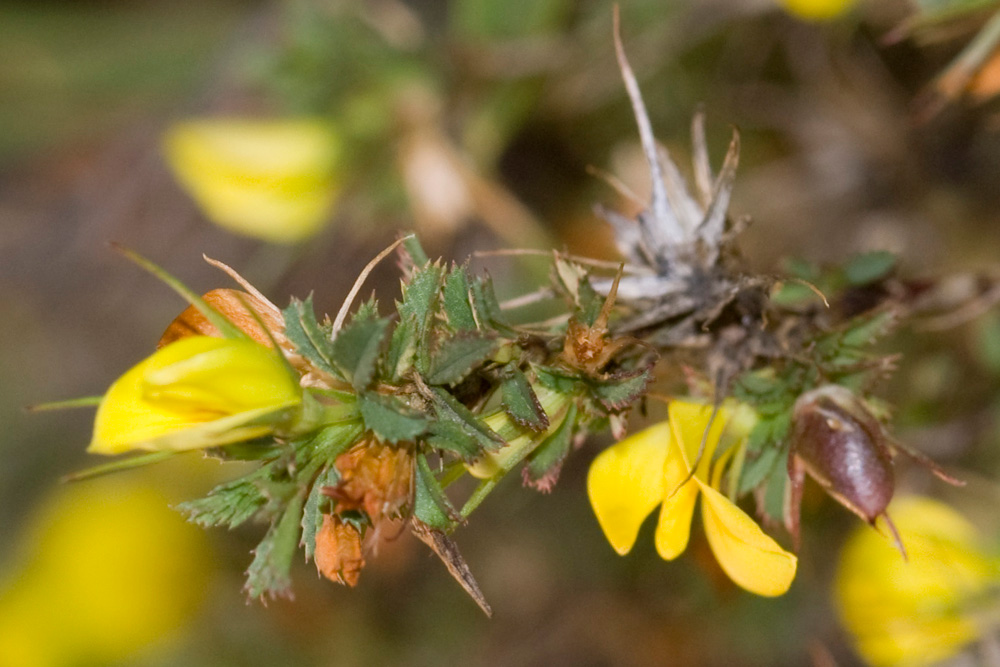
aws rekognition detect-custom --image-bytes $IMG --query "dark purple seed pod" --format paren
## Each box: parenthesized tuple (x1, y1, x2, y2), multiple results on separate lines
(789, 385, 895, 525)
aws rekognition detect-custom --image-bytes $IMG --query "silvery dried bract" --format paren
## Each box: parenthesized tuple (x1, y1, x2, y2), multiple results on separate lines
(595, 18, 749, 342)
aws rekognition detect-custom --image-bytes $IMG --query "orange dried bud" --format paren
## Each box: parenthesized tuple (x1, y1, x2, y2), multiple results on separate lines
(327, 444, 413, 523)
(158, 289, 285, 349)
(314, 515, 364, 587)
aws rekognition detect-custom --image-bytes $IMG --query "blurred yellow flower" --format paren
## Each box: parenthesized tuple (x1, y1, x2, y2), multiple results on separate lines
(90, 336, 301, 455)
(0, 478, 210, 667)
(835, 496, 1000, 667)
(588, 401, 797, 597)
(778, 0, 855, 21)
(164, 119, 341, 243)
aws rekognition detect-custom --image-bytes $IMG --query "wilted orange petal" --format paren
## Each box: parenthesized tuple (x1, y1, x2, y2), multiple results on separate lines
(158, 289, 285, 348)
(314, 515, 365, 587)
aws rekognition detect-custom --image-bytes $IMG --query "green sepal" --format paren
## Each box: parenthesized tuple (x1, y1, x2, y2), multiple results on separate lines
(428, 386, 505, 452)
(575, 278, 603, 327)
(426, 331, 499, 386)
(524, 403, 577, 490)
(500, 364, 549, 431)
(413, 453, 460, 531)
(61, 451, 176, 483)
(283, 295, 338, 377)
(302, 466, 338, 562)
(245, 488, 307, 599)
(586, 367, 650, 411)
(443, 265, 478, 331)
(398, 263, 445, 374)
(331, 313, 391, 390)
(738, 445, 782, 496)
(205, 437, 281, 461)
(359, 392, 429, 443)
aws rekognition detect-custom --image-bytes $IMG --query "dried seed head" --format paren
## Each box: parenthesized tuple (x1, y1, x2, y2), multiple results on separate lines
(314, 515, 365, 587)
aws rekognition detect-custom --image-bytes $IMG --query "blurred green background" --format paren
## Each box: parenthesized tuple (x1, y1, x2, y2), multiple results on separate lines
(4, 0, 1000, 665)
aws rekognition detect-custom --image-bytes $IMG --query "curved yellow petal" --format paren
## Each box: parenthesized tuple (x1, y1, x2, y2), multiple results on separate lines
(668, 400, 730, 479)
(698, 479, 797, 596)
(164, 119, 340, 243)
(90, 336, 300, 454)
(587, 422, 672, 555)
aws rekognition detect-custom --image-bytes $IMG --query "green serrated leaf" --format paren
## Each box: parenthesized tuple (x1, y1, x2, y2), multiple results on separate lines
(413, 453, 460, 531)
(426, 420, 483, 460)
(524, 403, 577, 488)
(302, 466, 338, 562)
(428, 387, 505, 452)
(245, 489, 306, 599)
(533, 365, 582, 395)
(501, 365, 549, 431)
(443, 266, 478, 331)
(283, 296, 338, 376)
(577, 278, 603, 326)
(385, 319, 417, 382)
(359, 392, 429, 443)
(177, 473, 268, 529)
(331, 315, 391, 390)
(587, 368, 650, 411)
(426, 331, 499, 386)
(470, 274, 516, 336)
(844, 251, 896, 286)
(399, 263, 445, 374)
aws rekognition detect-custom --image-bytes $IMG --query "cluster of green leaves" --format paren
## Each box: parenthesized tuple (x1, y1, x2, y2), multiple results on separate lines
(174, 240, 651, 599)
(731, 253, 905, 525)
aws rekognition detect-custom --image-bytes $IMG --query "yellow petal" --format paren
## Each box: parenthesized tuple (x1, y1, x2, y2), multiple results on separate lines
(668, 400, 730, 479)
(587, 422, 672, 555)
(698, 479, 797, 596)
(90, 336, 300, 455)
(164, 119, 340, 243)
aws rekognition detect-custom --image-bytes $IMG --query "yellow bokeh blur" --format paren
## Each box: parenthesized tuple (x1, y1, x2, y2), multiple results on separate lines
(778, 0, 856, 21)
(164, 118, 341, 243)
(835, 496, 1000, 667)
(0, 477, 211, 667)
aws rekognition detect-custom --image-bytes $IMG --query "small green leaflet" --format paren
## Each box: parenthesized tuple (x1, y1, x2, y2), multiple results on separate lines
(177, 473, 267, 529)
(426, 331, 499, 386)
(283, 296, 338, 377)
(358, 392, 429, 443)
(442, 266, 478, 331)
(524, 403, 577, 490)
(586, 368, 650, 411)
(244, 489, 307, 599)
(413, 453, 460, 531)
(738, 445, 783, 496)
(385, 319, 417, 382)
(763, 464, 789, 525)
(501, 364, 549, 431)
(469, 274, 516, 337)
(331, 314, 391, 390)
(844, 251, 896, 286)
(428, 387, 505, 453)
(426, 420, 483, 460)
(398, 263, 445, 374)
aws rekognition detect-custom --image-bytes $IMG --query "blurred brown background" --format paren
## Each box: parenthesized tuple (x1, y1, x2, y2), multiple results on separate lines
(3, 0, 1000, 665)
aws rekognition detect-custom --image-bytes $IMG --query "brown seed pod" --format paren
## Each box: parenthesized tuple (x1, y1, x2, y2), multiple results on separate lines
(787, 385, 903, 555)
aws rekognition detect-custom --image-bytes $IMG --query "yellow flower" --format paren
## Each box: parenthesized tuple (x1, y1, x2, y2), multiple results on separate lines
(0, 477, 210, 667)
(90, 336, 301, 455)
(835, 496, 1000, 667)
(778, 0, 856, 21)
(588, 400, 797, 597)
(164, 119, 341, 243)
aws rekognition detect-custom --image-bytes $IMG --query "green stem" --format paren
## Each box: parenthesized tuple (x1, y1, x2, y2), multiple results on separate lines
(461, 475, 501, 519)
